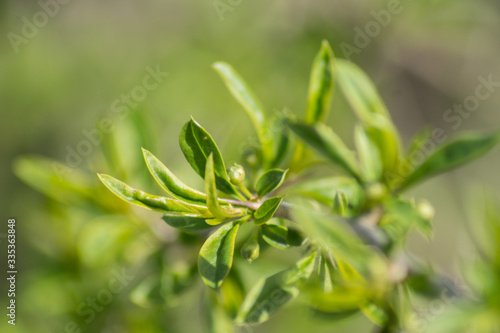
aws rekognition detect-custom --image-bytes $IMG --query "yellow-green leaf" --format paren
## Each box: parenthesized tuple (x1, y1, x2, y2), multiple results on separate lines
(305, 40, 335, 124)
(205, 154, 242, 219)
(213, 62, 272, 163)
(288, 122, 362, 181)
(97, 174, 193, 214)
(142, 148, 207, 203)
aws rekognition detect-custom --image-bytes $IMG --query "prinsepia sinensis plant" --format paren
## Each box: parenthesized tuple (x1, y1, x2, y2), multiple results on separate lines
(97, 41, 500, 332)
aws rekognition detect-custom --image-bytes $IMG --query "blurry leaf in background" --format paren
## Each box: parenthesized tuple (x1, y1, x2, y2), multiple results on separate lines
(305, 40, 335, 124)
(336, 59, 400, 175)
(355, 124, 383, 183)
(213, 62, 272, 164)
(235, 251, 317, 325)
(13, 156, 94, 204)
(288, 122, 361, 181)
(286, 176, 365, 210)
(397, 132, 500, 191)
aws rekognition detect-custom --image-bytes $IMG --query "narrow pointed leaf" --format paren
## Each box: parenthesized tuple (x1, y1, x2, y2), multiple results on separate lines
(142, 148, 207, 203)
(355, 124, 383, 182)
(198, 221, 240, 289)
(98, 174, 192, 213)
(162, 215, 213, 231)
(398, 132, 500, 191)
(287, 176, 365, 208)
(256, 169, 288, 198)
(336, 59, 390, 119)
(336, 60, 400, 172)
(13, 156, 93, 205)
(213, 62, 267, 146)
(271, 122, 290, 168)
(254, 196, 283, 225)
(318, 255, 334, 293)
(180, 119, 238, 195)
(235, 251, 317, 325)
(288, 122, 361, 181)
(205, 155, 242, 218)
(305, 40, 335, 124)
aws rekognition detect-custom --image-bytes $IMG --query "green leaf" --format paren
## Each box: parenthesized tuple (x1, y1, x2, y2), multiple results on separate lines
(380, 198, 433, 240)
(287, 176, 365, 209)
(355, 124, 383, 182)
(219, 269, 246, 318)
(256, 169, 288, 198)
(335, 59, 390, 119)
(398, 132, 500, 191)
(308, 285, 368, 313)
(336, 60, 400, 173)
(213, 62, 271, 161)
(293, 207, 373, 265)
(235, 251, 317, 325)
(254, 196, 283, 225)
(13, 156, 93, 205)
(97, 174, 193, 214)
(406, 127, 433, 160)
(360, 303, 388, 326)
(305, 40, 335, 124)
(205, 155, 243, 219)
(271, 120, 291, 168)
(288, 122, 362, 181)
(205, 290, 236, 333)
(162, 215, 213, 231)
(318, 255, 334, 293)
(261, 224, 293, 250)
(179, 118, 239, 196)
(142, 148, 207, 203)
(198, 220, 240, 289)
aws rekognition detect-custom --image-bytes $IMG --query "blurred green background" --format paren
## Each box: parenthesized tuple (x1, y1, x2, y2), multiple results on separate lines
(1, 0, 500, 332)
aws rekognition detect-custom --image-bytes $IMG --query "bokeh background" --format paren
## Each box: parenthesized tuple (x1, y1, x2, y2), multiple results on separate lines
(1, 0, 500, 332)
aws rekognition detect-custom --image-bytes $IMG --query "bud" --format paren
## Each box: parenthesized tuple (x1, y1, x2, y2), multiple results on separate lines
(333, 191, 348, 216)
(229, 163, 246, 184)
(417, 199, 435, 221)
(241, 234, 260, 263)
(366, 182, 387, 202)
